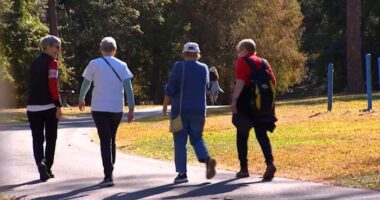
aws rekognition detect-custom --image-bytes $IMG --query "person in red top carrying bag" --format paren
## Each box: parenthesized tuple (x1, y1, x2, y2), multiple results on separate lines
(27, 35, 62, 182)
(230, 39, 277, 181)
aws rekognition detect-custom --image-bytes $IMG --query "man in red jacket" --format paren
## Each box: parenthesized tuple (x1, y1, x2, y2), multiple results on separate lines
(231, 39, 277, 181)
(27, 35, 62, 182)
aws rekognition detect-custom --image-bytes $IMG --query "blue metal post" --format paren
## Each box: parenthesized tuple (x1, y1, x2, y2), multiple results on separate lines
(327, 63, 334, 111)
(378, 57, 380, 91)
(366, 54, 372, 111)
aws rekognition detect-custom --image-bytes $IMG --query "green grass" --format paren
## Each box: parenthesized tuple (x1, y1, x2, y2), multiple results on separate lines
(113, 94, 380, 191)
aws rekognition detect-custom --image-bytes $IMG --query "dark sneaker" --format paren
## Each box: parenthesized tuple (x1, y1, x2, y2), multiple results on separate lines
(206, 158, 217, 179)
(174, 173, 188, 184)
(263, 164, 277, 181)
(99, 177, 114, 187)
(38, 162, 50, 182)
(236, 169, 250, 178)
(48, 170, 55, 178)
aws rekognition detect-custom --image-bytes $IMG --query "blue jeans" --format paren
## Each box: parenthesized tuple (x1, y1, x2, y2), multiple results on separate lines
(173, 115, 210, 173)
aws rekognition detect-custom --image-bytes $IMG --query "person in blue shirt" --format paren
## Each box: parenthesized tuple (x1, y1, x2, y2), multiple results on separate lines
(163, 42, 217, 183)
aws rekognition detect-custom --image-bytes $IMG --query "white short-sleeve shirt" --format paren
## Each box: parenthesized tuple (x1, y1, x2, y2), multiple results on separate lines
(82, 56, 133, 113)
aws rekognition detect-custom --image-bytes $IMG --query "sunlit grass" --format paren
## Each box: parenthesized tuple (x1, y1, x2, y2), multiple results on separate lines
(0, 195, 13, 200)
(114, 94, 380, 190)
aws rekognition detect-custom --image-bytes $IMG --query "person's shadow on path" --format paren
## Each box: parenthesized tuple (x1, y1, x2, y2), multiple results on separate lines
(104, 178, 262, 200)
(33, 184, 102, 200)
(0, 180, 40, 192)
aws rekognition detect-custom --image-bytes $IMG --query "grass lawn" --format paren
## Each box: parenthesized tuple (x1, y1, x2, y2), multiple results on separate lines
(0, 105, 159, 124)
(113, 93, 380, 190)
(0, 195, 13, 200)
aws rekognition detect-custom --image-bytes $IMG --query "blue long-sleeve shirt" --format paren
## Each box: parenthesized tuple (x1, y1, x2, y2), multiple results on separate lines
(165, 60, 210, 118)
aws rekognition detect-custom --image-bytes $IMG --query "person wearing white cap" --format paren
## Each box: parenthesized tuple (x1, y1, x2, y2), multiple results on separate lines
(163, 42, 217, 183)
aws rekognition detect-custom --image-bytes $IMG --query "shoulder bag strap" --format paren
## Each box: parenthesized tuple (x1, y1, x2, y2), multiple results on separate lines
(101, 57, 122, 82)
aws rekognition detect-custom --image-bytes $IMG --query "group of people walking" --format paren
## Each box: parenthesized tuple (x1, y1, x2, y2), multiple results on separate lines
(26, 35, 277, 187)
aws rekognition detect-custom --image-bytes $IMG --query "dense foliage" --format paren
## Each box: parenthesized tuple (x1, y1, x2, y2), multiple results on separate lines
(6, 0, 380, 106)
(300, 0, 380, 92)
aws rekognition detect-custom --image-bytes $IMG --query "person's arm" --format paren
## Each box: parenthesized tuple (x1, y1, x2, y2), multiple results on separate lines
(230, 58, 248, 114)
(79, 61, 95, 111)
(123, 78, 135, 123)
(162, 95, 170, 115)
(163, 63, 179, 115)
(78, 79, 91, 111)
(48, 59, 62, 119)
(123, 78, 135, 109)
(231, 80, 245, 113)
(165, 63, 179, 97)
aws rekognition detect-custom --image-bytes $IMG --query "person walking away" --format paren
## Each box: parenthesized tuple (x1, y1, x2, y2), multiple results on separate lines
(27, 35, 62, 182)
(78, 37, 135, 187)
(208, 67, 224, 105)
(162, 42, 217, 183)
(230, 39, 278, 181)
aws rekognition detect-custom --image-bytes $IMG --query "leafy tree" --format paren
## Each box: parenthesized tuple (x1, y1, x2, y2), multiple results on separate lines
(0, 0, 14, 107)
(177, 0, 306, 99)
(1, 0, 49, 104)
(299, 0, 380, 93)
(299, 0, 347, 92)
(57, 0, 187, 103)
(232, 0, 306, 92)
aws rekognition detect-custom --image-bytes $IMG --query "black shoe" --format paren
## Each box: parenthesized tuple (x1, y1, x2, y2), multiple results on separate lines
(236, 169, 250, 178)
(263, 164, 277, 181)
(206, 158, 217, 179)
(47, 170, 55, 178)
(174, 173, 188, 184)
(99, 177, 114, 187)
(38, 162, 50, 182)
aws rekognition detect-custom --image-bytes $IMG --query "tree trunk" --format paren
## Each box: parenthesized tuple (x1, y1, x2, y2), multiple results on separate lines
(346, 0, 363, 93)
(47, 0, 59, 36)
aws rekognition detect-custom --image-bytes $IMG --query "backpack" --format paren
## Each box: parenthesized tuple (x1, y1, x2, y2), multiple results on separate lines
(242, 57, 277, 125)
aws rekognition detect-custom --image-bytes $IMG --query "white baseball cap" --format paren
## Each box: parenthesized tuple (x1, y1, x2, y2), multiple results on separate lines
(182, 42, 201, 53)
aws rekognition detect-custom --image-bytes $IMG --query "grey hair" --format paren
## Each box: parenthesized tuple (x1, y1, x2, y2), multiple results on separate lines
(237, 39, 256, 52)
(100, 37, 117, 52)
(39, 35, 61, 51)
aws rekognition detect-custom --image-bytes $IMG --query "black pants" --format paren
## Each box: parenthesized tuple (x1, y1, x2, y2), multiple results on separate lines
(92, 111, 123, 178)
(27, 108, 58, 171)
(232, 113, 274, 168)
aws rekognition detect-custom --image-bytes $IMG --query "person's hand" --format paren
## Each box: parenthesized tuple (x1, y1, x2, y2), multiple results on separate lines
(79, 100, 86, 111)
(56, 107, 62, 119)
(230, 101, 238, 114)
(127, 108, 134, 123)
(162, 105, 168, 116)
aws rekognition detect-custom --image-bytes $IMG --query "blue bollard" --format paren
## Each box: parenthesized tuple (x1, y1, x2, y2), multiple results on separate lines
(327, 63, 334, 111)
(378, 57, 380, 91)
(365, 54, 372, 111)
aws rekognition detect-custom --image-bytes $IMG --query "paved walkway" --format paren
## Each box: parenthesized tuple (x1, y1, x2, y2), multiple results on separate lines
(0, 108, 379, 200)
